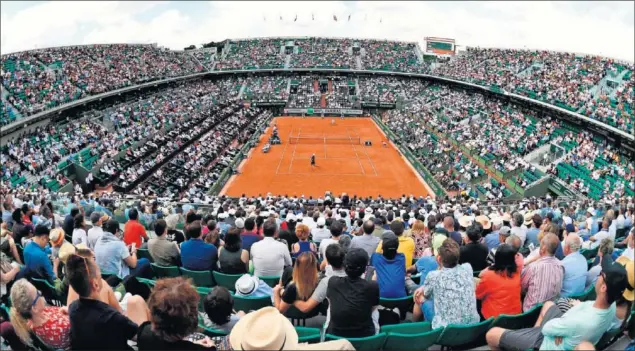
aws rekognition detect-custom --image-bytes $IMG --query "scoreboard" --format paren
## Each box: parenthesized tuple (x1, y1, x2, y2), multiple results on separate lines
(425, 37, 455, 56)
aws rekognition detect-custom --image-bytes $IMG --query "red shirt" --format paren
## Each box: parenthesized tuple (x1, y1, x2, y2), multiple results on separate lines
(123, 220, 147, 248)
(475, 267, 522, 319)
(30, 307, 71, 350)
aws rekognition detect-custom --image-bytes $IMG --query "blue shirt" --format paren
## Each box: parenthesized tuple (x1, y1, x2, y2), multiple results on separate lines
(94, 231, 131, 279)
(240, 233, 261, 252)
(2, 210, 13, 229)
(525, 228, 541, 247)
(23, 241, 56, 284)
(371, 253, 406, 298)
(560, 251, 588, 297)
(181, 239, 218, 271)
(483, 232, 501, 251)
(414, 255, 439, 286)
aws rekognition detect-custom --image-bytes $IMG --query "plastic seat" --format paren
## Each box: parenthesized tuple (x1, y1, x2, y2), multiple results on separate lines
(285, 305, 321, 326)
(258, 275, 281, 288)
(233, 295, 272, 312)
(196, 287, 213, 312)
(151, 263, 181, 278)
(137, 278, 157, 290)
(595, 327, 622, 350)
(436, 318, 494, 349)
(325, 332, 388, 351)
(381, 321, 432, 334)
(200, 326, 228, 338)
(580, 247, 599, 260)
(180, 267, 215, 287)
(383, 328, 443, 351)
(379, 295, 413, 320)
(136, 248, 154, 263)
(492, 303, 542, 330)
(212, 271, 243, 292)
(295, 327, 321, 344)
(30, 278, 65, 306)
(569, 284, 596, 301)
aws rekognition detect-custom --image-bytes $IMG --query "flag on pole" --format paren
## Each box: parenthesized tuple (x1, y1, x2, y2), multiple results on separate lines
(312, 13, 315, 20)
(348, 14, 351, 21)
(294, 14, 297, 22)
(333, 15, 338, 21)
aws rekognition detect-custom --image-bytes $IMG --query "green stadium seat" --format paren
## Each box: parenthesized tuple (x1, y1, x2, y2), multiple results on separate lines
(180, 267, 215, 287)
(136, 248, 154, 263)
(295, 327, 321, 344)
(383, 328, 443, 351)
(492, 303, 542, 330)
(151, 264, 181, 278)
(258, 275, 281, 288)
(325, 332, 388, 351)
(436, 318, 494, 349)
(233, 295, 273, 312)
(212, 271, 242, 292)
(380, 321, 432, 334)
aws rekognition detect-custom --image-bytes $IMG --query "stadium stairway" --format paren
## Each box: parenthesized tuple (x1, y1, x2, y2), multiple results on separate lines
(313, 80, 319, 93)
(320, 94, 327, 108)
(328, 80, 333, 93)
(284, 55, 291, 69)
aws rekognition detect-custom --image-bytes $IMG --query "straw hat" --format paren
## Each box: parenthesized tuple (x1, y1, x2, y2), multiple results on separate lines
(616, 256, 634, 302)
(475, 215, 491, 230)
(458, 216, 473, 228)
(229, 307, 299, 350)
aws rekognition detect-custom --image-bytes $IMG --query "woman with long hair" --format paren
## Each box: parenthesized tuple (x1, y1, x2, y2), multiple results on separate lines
(71, 213, 88, 247)
(291, 224, 316, 258)
(411, 219, 431, 259)
(218, 228, 249, 274)
(475, 244, 523, 319)
(9, 278, 71, 350)
(272, 252, 319, 314)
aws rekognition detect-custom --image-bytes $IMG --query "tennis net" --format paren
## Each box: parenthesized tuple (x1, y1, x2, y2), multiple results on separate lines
(288, 136, 361, 144)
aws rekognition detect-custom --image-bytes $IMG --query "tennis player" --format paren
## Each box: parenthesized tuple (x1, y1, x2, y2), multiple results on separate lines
(311, 153, 316, 167)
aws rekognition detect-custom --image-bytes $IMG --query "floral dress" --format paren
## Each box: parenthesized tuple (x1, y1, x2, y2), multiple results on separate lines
(412, 231, 431, 259)
(30, 307, 71, 350)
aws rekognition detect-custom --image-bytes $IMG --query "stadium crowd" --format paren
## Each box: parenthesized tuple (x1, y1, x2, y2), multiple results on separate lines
(1, 189, 634, 350)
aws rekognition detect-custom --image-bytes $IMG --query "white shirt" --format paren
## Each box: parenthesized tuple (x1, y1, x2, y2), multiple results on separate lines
(318, 238, 339, 260)
(621, 247, 634, 261)
(250, 237, 292, 278)
(590, 230, 610, 249)
(72, 228, 88, 246)
(87, 226, 104, 250)
(311, 227, 332, 243)
(616, 215, 625, 229)
(511, 225, 528, 246)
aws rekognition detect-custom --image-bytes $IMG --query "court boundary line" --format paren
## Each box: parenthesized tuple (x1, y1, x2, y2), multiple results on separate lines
(287, 127, 301, 173)
(274, 126, 292, 175)
(348, 129, 366, 175)
(356, 142, 378, 176)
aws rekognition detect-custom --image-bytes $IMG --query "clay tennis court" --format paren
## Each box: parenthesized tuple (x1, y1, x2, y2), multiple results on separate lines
(220, 117, 431, 198)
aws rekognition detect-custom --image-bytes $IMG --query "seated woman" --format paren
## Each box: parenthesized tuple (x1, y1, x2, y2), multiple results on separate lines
(217, 228, 249, 274)
(273, 252, 319, 314)
(9, 278, 71, 350)
(202, 286, 245, 334)
(291, 224, 317, 258)
(137, 276, 214, 350)
(475, 244, 523, 319)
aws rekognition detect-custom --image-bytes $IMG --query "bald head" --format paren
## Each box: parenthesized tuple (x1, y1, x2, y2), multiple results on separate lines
(541, 233, 560, 256)
(564, 233, 582, 254)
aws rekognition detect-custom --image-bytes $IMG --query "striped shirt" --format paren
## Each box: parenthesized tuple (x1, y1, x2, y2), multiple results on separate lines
(521, 256, 564, 312)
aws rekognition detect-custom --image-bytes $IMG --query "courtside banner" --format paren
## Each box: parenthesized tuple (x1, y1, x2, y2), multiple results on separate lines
(283, 108, 363, 115)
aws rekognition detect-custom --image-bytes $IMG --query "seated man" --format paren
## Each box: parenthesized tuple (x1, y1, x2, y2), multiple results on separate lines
(95, 219, 152, 280)
(180, 220, 218, 272)
(23, 225, 57, 285)
(371, 232, 406, 298)
(486, 258, 628, 351)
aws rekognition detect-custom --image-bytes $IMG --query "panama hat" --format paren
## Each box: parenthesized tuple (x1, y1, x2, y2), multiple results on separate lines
(475, 215, 491, 230)
(458, 216, 473, 228)
(616, 256, 634, 302)
(230, 307, 299, 350)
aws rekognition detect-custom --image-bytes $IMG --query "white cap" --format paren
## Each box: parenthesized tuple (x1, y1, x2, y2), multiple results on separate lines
(286, 213, 296, 221)
(365, 207, 373, 214)
(317, 217, 326, 226)
(218, 212, 229, 219)
(260, 211, 270, 217)
(235, 218, 245, 229)
(228, 209, 236, 215)
(587, 207, 596, 216)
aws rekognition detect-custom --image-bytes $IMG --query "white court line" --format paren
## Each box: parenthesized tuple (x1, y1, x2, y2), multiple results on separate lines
(358, 137, 379, 176)
(323, 133, 328, 159)
(287, 127, 301, 173)
(274, 126, 292, 175)
(349, 130, 366, 175)
(276, 172, 365, 176)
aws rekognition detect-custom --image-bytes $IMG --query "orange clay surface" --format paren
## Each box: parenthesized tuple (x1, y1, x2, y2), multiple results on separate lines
(220, 117, 430, 198)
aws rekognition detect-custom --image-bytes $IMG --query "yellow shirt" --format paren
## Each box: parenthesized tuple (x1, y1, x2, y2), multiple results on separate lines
(375, 235, 415, 270)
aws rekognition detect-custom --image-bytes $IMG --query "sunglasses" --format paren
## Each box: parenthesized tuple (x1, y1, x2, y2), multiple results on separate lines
(31, 290, 42, 308)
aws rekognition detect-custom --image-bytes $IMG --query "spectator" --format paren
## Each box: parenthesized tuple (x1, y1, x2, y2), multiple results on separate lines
(165, 214, 185, 244)
(63, 207, 80, 236)
(240, 218, 261, 252)
(289, 243, 346, 314)
(123, 208, 148, 248)
(561, 233, 588, 297)
(311, 217, 331, 243)
(526, 213, 543, 248)
(137, 276, 214, 350)
(326, 248, 379, 338)
(72, 213, 88, 247)
(371, 232, 407, 298)
(486, 226, 511, 265)
(588, 217, 611, 249)
(11, 208, 32, 246)
(411, 219, 431, 259)
(444, 216, 463, 245)
(350, 219, 380, 259)
(476, 244, 523, 319)
(23, 225, 58, 285)
(251, 219, 291, 278)
(95, 219, 152, 280)
(234, 274, 273, 298)
(9, 278, 71, 350)
(413, 239, 480, 328)
(459, 223, 489, 271)
(483, 217, 504, 251)
(217, 228, 249, 274)
(66, 252, 150, 350)
(291, 224, 317, 258)
(273, 251, 319, 313)
(87, 212, 108, 250)
(319, 220, 344, 260)
(375, 220, 415, 270)
(147, 219, 181, 267)
(202, 286, 245, 334)
(486, 258, 628, 351)
(586, 238, 615, 287)
(521, 233, 565, 311)
(181, 220, 218, 272)
(511, 212, 528, 246)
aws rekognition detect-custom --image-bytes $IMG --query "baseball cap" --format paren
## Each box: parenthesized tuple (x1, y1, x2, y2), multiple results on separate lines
(615, 256, 634, 302)
(382, 232, 399, 254)
(235, 218, 245, 229)
(344, 248, 369, 272)
(601, 257, 629, 303)
(317, 217, 326, 226)
(499, 226, 511, 236)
